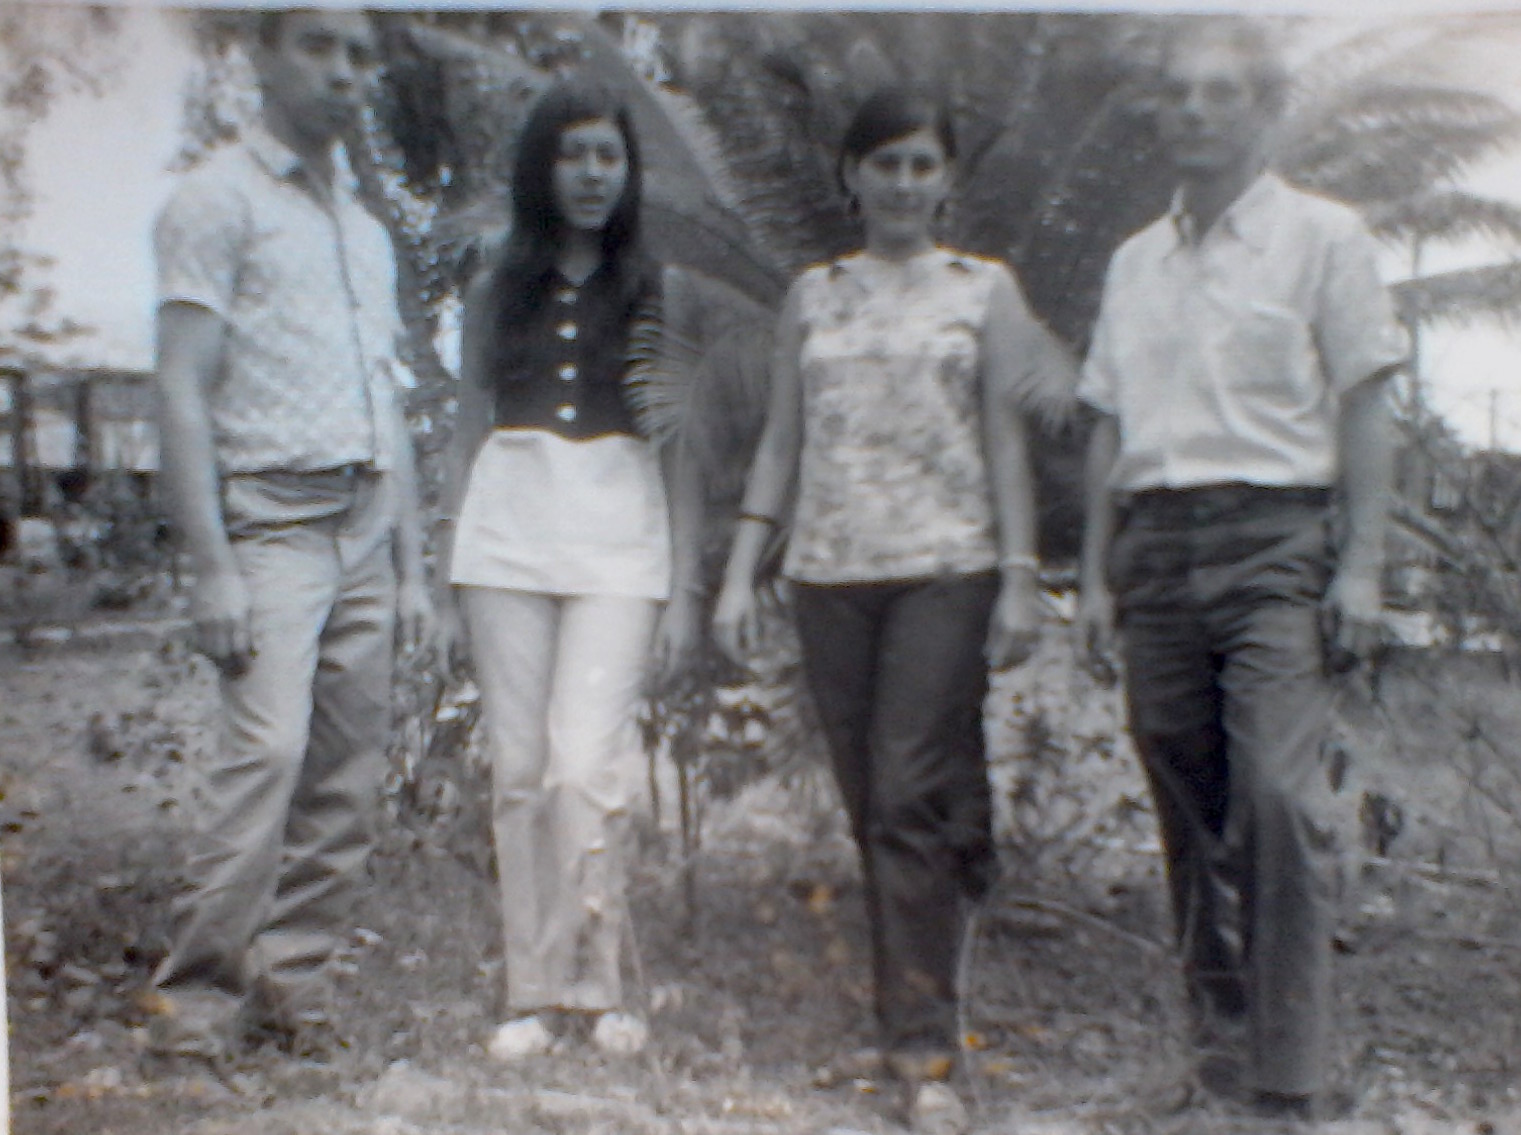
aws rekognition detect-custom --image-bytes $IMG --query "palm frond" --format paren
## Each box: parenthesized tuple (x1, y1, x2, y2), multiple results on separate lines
(1015, 328, 1084, 437)
(1364, 192, 1521, 246)
(644, 83, 745, 214)
(673, 13, 859, 275)
(626, 268, 776, 502)
(1279, 82, 1521, 202)
(1393, 261, 1521, 329)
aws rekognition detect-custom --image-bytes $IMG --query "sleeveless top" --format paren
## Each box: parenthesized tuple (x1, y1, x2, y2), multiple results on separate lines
(783, 247, 1010, 584)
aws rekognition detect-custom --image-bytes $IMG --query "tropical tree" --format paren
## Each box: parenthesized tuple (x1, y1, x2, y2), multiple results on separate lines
(169, 9, 1521, 858)
(0, 4, 121, 359)
(1275, 14, 1521, 356)
(1273, 14, 1521, 663)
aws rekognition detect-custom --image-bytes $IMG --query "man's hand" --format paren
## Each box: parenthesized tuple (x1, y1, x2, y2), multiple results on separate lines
(985, 574, 1042, 671)
(396, 576, 434, 654)
(1322, 565, 1383, 672)
(191, 566, 254, 678)
(1076, 583, 1119, 687)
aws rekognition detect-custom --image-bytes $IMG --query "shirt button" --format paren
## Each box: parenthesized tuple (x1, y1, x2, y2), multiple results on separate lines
(556, 404, 577, 423)
(557, 321, 578, 341)
(558, 362, 578, 382)
(556, 288, 577, 305)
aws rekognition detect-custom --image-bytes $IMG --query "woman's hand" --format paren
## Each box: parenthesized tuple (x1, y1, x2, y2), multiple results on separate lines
(712, 581, 764, 665)
(985, 572, 1043, 671)
(432, 591, 471, 678)
(652, 589, 703, 684)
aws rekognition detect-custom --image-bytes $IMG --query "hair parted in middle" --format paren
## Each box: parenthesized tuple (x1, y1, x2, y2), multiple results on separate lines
(477, 77, 654, 386)
(836, 85, 957, 195)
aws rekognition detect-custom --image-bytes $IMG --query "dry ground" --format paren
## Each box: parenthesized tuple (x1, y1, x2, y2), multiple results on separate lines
(3, 616, 1521, 1135)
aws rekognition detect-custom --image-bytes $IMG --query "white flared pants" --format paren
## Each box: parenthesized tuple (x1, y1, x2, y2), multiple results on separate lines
(462, 586, 657, 1013)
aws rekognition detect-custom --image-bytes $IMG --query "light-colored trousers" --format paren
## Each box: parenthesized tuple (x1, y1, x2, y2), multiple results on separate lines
(154, 470, 396, 1019)
(462, 587, 656, 1014)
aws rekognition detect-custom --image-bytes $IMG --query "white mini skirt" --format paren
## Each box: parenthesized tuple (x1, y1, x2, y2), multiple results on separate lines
(449, 428, 671, 600)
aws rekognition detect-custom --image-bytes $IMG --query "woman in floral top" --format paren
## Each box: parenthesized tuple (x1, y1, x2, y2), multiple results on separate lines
(713, 86, 1072, 1132)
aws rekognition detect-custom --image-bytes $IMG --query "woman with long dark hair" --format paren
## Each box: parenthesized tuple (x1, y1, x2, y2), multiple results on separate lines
(713, 87, 1072, 1131)
(438, 80, 700, 1062)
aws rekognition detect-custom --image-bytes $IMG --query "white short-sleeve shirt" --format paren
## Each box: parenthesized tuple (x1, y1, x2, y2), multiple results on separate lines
(1079, 174, 1409, 492)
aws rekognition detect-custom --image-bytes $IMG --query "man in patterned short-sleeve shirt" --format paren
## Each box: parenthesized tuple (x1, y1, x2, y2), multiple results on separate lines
(1077, 20, 1407, 1122)
(148, 9, 431, 1060)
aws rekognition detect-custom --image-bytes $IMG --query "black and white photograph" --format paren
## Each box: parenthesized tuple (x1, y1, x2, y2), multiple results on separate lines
(3, 2, 1521, 1132)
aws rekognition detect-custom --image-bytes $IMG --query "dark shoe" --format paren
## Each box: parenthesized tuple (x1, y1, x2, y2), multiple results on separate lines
(284, 1008, 351, 1063)
(144, 988, 239, 1065)
(1251, 1090, 1315, 1121)
(1251, 1087, 1356, 1123)
(243, 979, 346, 1062)
(1196, 1050, 1247, 1103)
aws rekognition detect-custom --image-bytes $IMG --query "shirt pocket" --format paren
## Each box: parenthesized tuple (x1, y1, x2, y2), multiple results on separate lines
(1219, 301, 1317, 397)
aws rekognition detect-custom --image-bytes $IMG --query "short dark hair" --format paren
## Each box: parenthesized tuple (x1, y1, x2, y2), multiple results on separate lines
(255, 10, 299, 49)
(1162, 18, 1291, 116)
(837, 86, 956, 193)
(255, 9, 375, 51)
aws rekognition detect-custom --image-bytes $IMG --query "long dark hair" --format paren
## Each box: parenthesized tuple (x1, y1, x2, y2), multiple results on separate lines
(476, 79, 651, 384)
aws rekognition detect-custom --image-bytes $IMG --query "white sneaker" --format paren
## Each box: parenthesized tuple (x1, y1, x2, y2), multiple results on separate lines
(487, 1015, 554, 1061)
(909, 1081, 970, 1135)
(590, 1011, 648, 1056)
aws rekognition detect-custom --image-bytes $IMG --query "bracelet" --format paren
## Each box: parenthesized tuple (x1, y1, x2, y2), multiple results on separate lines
(738, 511, 778, 528)
(998, 552, 1040, 574)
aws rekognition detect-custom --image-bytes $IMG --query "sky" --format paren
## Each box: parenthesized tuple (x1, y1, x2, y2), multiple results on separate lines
(12, 2, 1521, 449)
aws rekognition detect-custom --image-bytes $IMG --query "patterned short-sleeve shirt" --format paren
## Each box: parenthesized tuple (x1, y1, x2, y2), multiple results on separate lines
(154, 127, 404, 474)
(783, 247, 1019, 584)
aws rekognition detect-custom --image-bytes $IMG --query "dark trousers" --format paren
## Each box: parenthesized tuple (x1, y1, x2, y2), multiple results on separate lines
(793, 573, 999, 1056)
(1108, 490, 1340, 1097)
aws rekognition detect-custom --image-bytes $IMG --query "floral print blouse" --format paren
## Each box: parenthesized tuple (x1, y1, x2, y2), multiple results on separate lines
(783, 247, 1021, 585)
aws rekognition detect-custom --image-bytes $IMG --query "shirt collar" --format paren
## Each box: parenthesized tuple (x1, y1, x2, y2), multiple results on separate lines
(243, 123, 357, 197)
(244, 123, 307, 181)
(1168, 171, 1283, 254)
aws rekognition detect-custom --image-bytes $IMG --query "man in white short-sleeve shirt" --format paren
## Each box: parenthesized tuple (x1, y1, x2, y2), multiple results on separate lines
(149, 10, 430, 1062)
(1077, 19, 1407, 1121)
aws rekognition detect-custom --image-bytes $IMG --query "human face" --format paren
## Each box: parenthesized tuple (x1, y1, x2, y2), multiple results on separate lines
(552, 118, 630, 234)
(256, 12, 379, 146)
(1156, 43, 1272, 179)
(844, 127, 950, 250)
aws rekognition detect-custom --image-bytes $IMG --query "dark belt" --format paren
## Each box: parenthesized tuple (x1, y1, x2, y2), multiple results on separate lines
(1121, 483, 1331, 527)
